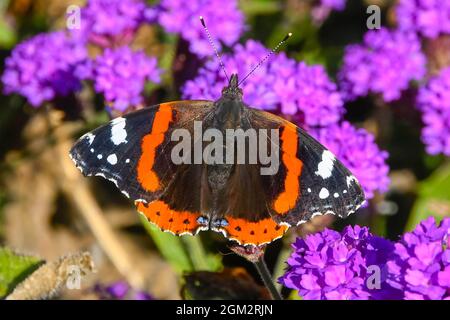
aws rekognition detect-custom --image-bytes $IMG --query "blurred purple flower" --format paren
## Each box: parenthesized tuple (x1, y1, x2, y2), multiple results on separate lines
(312, 0, 346, 23)
(386, 217, 450, 300)
(416, 67, 450, 156)
(2, 31, 87, 107)
(279, 225, 400, 300)
(396, 0, 450, 39)
(338, 28, 426, 102)
(312, 122, 390, 200)
(183, 40, 344, 127)
(76, 0, 147, 46)
(156, 0, 245, 57)
(81, 47, 161, 111)
(95, 281, 154, 300)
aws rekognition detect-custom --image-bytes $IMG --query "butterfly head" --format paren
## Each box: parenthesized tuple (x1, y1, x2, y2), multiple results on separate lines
(221, 74, 243, 101)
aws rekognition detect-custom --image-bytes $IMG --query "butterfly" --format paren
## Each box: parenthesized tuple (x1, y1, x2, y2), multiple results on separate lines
(70, 72, 365, 247)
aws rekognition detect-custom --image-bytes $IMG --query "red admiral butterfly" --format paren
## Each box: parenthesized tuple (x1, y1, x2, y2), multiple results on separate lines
(70, 20, 365, 247)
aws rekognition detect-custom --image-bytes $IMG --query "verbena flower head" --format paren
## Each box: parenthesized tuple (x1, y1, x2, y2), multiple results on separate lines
(183, 40, 344, 127)
(82, 47, 161, 111)
(312, 122, 390, 200)
(387, 217, 450, 300)
(95, 281, 154, 300)
(338, 28, 426, 102)
(416, 67, 450, 156)
(279, 225, 398, 300)
(2, 31, 87, 107)
(77, 0, 147, 45)
(396, 0, 450, 39)
(156, 0, 245, 57)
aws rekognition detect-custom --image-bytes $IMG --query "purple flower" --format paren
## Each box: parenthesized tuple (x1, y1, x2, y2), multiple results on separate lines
(416, 67, 450, 156)
(156, 0, 245, 57)
(76, 0, 147, 46)
(396, 0, 450, 39)
(183, 40, 344, 127)
(312, 0, 346, 23)
(279, 225, 399, 300)
(338, 28, 426, 102)
(386, 217, 450, 300)
(311, 122, 390, 200)
(94, 281, 154, 300)
(2, 31, 87, 107)
(82, 47, 161, 111)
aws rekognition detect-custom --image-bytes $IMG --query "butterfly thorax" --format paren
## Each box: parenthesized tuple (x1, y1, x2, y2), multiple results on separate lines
(213, 74, 245, 129)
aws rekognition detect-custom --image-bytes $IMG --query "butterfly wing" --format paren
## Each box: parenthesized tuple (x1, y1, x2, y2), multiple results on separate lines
(249, 108, 366, 225)
(70, 100, 214, 235)
(211, 107, 365, 245)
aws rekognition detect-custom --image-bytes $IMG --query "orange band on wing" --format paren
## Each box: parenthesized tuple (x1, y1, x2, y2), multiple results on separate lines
(273, 125, 303, 214)
(220, 217, 288, 246)
(136, 200, 202, 235)
(137, 103, 173, 192)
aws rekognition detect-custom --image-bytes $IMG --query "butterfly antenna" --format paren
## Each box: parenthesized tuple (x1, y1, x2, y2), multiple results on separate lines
(199, 16, 230, 82)
(238, 32, 292, 86)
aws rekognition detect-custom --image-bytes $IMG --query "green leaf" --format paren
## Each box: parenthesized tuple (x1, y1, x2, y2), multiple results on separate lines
(181, 236, 222, 272)
(0, 247, 43, 298)
(139, 215, 194, 273)
(139, 215, 222, 273)
(240, 0, 281, 16)
(0, 19, 16, 48)
(406, 162, 450, 231)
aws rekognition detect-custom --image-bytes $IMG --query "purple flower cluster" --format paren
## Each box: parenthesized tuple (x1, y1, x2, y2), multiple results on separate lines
(338, 28, 426, 102)
(416, 67, 450, 156)
(396, 0, 450, 39)
(386, 217, 450, 300)
(156, 0, 245, 57)
(94, 281, 154, 300)
(1, 31, 87, 107)
(183, 40, 345, 127)
(81, 47, 161, 112)
(2, 0, 162, 110)
(77, 0, 147, 45)
(312, 122, 390, 200)
(279, 225, 398, 300)
(280, 217, 450, 300)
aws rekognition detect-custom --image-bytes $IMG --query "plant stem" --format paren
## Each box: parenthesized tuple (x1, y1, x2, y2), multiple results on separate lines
(253, 256, 283, 300)
(272, 242, 291, 291)
(181, 236, 210, 271)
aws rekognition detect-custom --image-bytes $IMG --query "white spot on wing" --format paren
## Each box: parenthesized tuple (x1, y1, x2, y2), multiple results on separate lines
(334, 193, 339, 198)
(315, 150, 335, 179)
(346, 175, 358, 187)
(81, 132, 95, 145)
(97, 154, 103, 159)
(319, 187, 329, 199)
(107, 154, 118, 165)
(125, 159, 130, 163)
(110, 117, 128, 145)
